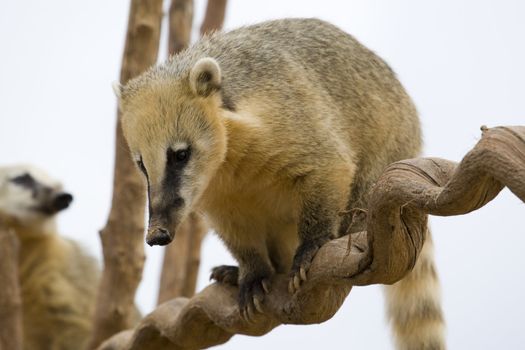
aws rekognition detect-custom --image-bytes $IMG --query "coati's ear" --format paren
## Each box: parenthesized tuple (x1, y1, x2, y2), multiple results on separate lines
(189, 57, 221, 97)
(112, 81, 123, 99)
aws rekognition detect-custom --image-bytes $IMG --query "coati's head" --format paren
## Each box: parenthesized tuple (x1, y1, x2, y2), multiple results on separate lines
(118, 57, 227, 246)
(0, 165, 73, 230)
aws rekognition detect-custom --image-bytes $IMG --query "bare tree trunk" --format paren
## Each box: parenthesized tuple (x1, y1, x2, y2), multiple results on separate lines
(98, 125, 525, 350)
(158, 213, 208, 303)
(168, 0, 194, 55)
(0, 223, 23, 350)
(200, 0, 228, 36)
(157, 0, 228, 305)
(86, 0, 163, 348)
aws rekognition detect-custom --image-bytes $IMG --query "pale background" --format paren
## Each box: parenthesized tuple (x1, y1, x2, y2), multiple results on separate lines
(1, 0, 523, 349)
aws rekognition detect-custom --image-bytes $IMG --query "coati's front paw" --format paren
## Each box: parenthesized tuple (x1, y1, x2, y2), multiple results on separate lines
(238, 272, 271, 321)
(289, 237, 330, 294)
(210, 265, 239, 286)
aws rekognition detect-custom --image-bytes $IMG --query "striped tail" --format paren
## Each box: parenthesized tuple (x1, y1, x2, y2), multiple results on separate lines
(384, 231, 446, 350)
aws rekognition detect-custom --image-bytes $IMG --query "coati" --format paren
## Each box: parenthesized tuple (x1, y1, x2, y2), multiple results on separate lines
(117, 18, 445, 349)
(0, 165, 99, 350)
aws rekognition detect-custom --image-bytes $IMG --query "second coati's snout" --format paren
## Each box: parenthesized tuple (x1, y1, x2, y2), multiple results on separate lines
(0, 167, 73, 223)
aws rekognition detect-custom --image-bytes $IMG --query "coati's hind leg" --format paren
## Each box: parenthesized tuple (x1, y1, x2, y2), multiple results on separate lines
(210, 265, 239, 286)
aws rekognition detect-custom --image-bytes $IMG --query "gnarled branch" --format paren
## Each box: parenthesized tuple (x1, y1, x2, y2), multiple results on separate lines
(98, 125, 524, 350)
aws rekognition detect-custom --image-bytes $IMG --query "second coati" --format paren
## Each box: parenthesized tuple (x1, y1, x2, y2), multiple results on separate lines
(0, 165, 99, 350)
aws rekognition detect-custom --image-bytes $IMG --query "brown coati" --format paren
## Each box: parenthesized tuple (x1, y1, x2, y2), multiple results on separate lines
(117, 18, 445, 349)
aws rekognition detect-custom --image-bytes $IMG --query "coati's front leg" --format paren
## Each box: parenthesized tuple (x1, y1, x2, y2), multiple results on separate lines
(211, 244, 272, 320)
(289, 181, 344, 294)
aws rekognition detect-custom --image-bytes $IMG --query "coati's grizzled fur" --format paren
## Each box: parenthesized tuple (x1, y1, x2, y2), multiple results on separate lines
(118, 18, 445, 349)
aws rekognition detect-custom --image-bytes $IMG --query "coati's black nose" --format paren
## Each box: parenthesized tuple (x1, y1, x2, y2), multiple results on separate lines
(146, 227, 173, 246)
(52, 192, 73, 212)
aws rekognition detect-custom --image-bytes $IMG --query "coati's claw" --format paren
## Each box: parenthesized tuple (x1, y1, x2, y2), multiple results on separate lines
(253, 295, 264, 313)
(261, 279, 271, 294)
(300, 266, 307, 281)
(238, 274, 270, 321)
(288, 279, 295, 295)
(210, 265, 239, 286)
(293, 275, 301, 290)
(289, 237, 329, 294)
(244, 303, 257, 323)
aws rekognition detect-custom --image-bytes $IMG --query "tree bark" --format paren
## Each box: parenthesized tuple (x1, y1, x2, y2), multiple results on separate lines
(157, 0, 228, 305)
(200, 0, 228, 36)
(98, 125, 525, 350)
(0, 223, 23, 350)
(86, 0, 163, 348)
(158, 213, 208, 303)
(167, 0, 194, 55)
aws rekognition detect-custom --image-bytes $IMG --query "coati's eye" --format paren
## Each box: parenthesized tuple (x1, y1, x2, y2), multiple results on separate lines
(167, 147, 191, 167)
(10, 173, 36, 187)
(176, 150, 189, 162)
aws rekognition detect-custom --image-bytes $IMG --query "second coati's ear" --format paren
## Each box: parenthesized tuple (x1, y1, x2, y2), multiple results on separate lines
(189, 57, 221, 97)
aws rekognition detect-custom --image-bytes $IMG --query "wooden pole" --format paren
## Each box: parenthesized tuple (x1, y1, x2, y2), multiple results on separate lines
(86, 0, 163, 348)
(167, 0, 194, 55)
(158, 213, 207, 303)
(200, 0, 228, 36)
(0, 223, 23, 350)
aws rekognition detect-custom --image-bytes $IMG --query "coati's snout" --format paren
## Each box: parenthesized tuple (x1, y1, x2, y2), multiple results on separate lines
(10, 172, 74, 215)
(138, 147, 191, 247)
(0, 166, 74, 222)
(146, 199, 184, 246)
(40, 192, 73, 215)
(146, 227, 172, 246)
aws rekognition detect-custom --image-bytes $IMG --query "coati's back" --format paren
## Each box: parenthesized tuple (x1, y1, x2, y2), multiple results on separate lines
(157, 18, 421, 209)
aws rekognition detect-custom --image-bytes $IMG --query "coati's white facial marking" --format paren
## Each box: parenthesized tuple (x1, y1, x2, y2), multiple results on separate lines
(172, 141, 188, 152)
(0, 165, 73, 225)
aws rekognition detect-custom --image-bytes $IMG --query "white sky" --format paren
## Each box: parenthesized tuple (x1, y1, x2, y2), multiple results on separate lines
(1, 0, 524, 349)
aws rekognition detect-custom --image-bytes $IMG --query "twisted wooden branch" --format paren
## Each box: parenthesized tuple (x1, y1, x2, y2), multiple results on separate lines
(98, 126, 524, 350)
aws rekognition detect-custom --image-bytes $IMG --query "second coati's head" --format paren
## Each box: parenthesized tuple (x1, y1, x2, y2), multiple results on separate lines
(0, 165, 73, 236)
(118, 57, 228, 246)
